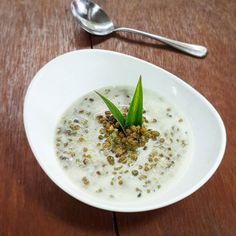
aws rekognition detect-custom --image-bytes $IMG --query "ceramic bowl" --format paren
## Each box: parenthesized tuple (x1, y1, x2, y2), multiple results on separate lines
(24, 49, 226, 212)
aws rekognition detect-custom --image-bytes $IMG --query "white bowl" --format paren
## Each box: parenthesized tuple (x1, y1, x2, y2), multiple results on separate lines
(24, 49, 226, 212)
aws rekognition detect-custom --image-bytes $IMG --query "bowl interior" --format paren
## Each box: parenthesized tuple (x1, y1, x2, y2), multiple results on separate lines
(24, 49, 226, 212)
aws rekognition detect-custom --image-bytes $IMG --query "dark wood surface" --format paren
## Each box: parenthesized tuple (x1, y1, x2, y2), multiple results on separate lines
(0, 0, 235, 235)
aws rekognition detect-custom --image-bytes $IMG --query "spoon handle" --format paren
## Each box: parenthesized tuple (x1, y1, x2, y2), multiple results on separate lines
(114, 27, 207, 58)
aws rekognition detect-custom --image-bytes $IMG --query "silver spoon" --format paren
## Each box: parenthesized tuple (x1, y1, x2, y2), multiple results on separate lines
(71, 0, 207, 57)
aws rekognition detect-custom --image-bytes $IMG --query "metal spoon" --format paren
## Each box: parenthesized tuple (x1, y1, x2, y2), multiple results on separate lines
(71, 0, 207, 57)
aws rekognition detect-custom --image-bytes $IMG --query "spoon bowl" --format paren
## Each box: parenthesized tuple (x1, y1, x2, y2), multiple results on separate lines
(71, 0, 207, 57)
(71, 0, 114, 35)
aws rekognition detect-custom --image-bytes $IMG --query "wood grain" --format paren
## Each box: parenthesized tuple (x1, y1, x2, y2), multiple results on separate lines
(0, 0, 114, 235)
(93, 0, 236, 235)
(1, 0, 236, 235)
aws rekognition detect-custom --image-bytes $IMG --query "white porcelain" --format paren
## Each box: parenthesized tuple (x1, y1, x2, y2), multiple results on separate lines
(24, 49, 226, 212)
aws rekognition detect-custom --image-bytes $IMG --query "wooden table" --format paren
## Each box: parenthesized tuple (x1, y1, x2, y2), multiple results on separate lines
(1, 0, 235, 235)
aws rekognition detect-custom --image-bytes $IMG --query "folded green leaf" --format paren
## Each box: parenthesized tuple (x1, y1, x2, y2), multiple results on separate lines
(125, 76, 143, 127)
(95, 91, 126, 130)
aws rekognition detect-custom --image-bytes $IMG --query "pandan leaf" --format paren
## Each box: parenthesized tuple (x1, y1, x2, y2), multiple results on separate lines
(95, 91, 126, 130)
(125, 76, 143, 127)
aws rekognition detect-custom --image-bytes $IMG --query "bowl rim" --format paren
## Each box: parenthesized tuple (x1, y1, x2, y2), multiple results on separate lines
(23, 49, 227, 212)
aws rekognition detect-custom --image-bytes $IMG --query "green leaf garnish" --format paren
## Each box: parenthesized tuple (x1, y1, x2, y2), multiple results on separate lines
(95, 76, 143, 131)
(95, 91, 126, 130)
(125, 76, 143, 127)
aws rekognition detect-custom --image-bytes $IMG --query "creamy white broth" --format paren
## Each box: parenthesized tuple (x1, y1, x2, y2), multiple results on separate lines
(55, 86, 192, 200)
